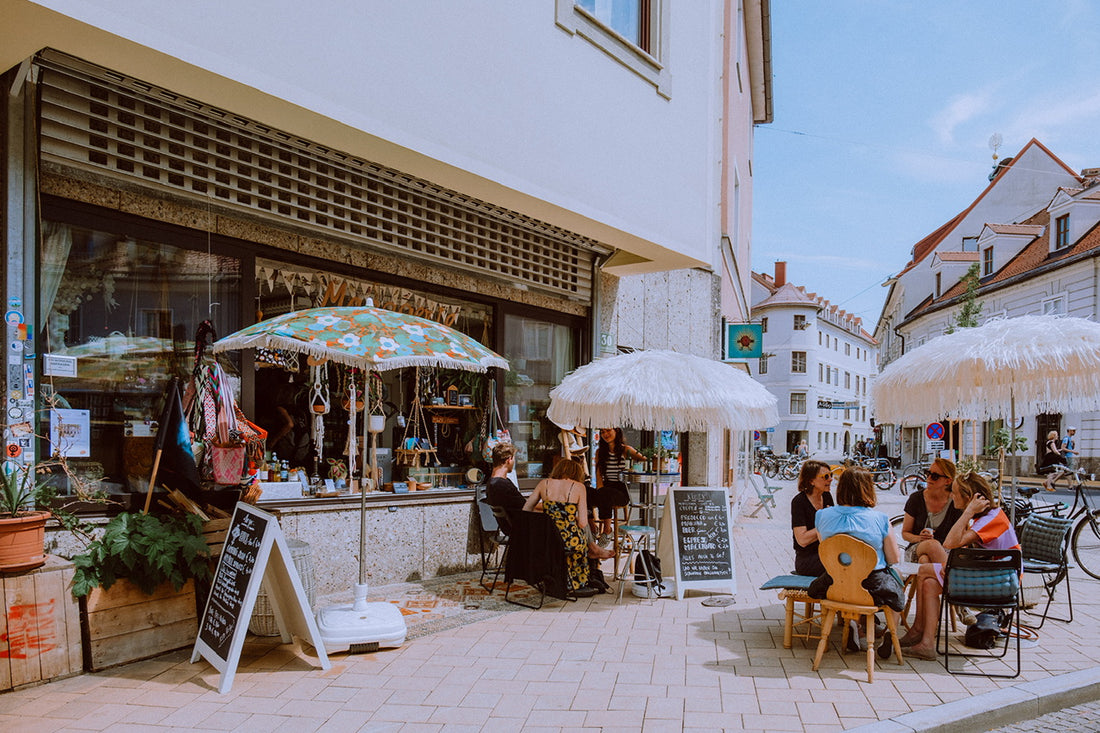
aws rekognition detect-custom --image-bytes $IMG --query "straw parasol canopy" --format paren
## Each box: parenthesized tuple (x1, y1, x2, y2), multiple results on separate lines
(547, 349, 778, 432)
(873, 315, 1100, 424)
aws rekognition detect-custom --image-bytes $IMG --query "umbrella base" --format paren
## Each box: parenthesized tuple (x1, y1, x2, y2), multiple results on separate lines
(315, 589, 407, 653)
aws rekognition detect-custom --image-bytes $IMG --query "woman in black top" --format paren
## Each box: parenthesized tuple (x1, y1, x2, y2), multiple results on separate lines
(791, 459, 834, 576)
(900, 457, 961, 563)
(1040, 430, 1065, 490)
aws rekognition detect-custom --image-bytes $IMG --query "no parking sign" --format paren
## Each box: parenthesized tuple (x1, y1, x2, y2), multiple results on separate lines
(925, 422, 944, 441)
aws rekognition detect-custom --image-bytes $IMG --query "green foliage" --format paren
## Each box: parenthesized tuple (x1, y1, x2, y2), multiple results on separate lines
(0, 465, 44, 519)
(987, 427, 1028, 456)
(70, 512, 211, 598)
(945, 263, 984, 334)
(956, 457, 983, 475)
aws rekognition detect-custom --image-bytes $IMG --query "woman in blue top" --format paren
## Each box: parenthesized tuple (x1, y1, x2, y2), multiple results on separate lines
(812, 467, 905, 656)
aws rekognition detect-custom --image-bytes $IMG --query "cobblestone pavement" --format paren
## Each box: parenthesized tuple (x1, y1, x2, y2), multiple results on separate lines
(987, 699, 1100, 731)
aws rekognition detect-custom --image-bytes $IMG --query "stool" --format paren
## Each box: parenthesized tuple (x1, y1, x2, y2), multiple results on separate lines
(760, 574, 818, 648)
(616, 524, 658, 603)
(609, 503, 632, 578)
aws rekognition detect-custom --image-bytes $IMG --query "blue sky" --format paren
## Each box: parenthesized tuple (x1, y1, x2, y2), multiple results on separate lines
(752, 0, 1100, 331)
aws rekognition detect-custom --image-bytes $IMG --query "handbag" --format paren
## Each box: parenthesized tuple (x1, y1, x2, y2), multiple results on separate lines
(211, 443, 246, 485)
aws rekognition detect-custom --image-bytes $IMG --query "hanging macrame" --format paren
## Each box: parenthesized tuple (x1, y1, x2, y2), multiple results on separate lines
(396, 368, 435, 467)
(309, 361, 330, 466)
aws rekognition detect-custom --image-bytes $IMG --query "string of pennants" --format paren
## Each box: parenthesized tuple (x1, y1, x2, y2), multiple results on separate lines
(256, 264, 462, 328)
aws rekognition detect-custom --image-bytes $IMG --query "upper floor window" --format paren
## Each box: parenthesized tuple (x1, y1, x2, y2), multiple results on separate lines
(793, 314, 807, 330)
(844, 343, 851, 356)
(760, 316, 768, 333)
(558, 0, 669, 97)
(758, 355, 768, 375)
(935, 272, 942, 297)
(961, 236, 978, 252)
(1055, 214, 1070, 249)
(818, 363, 823, 382)
(983, 247, 994, 276)
(791, 351, 807, 373)
(1042, 295, 1066, 316)
(790, 392, 807, 415)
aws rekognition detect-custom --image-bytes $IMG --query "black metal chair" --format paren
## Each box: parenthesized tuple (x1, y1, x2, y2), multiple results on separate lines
(484, 504, 513, 594)
(1018, 514, 1075, 627)
(498, 508, 576, 609)
(938, 547, 1023, 679)
(474, 484, 508, 592)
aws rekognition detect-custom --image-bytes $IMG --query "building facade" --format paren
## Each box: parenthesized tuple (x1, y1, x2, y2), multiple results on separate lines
(749, 263, 877, 461)
(2, 2, 771, 587)
(874, 139, 1098, 471)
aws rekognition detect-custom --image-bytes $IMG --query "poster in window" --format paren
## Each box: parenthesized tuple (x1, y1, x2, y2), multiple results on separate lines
(50, 408, 91, 457)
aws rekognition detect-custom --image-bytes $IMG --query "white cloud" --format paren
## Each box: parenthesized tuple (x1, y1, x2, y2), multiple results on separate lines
(931, 91, 994, 145)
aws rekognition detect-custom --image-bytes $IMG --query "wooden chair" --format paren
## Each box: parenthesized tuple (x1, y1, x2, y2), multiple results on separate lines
(811, 534, 903, 683)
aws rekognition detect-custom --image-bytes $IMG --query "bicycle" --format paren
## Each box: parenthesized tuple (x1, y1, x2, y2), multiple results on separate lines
(1031, 467, 1100, 580)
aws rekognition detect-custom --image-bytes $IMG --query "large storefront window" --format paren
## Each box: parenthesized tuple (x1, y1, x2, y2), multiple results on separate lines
(40, 221, 241, 493)
(502, 314, 578, 481)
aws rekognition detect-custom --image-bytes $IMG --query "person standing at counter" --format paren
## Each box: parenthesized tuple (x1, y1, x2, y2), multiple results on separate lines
(592, 428, 644, 544)
(487, 442, 523, 512)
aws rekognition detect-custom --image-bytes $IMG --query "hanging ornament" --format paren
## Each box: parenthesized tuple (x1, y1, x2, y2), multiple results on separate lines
(309, 362, 330, 467)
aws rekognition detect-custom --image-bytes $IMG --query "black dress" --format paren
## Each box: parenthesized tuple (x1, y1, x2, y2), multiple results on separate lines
(791, 491, 834, 576)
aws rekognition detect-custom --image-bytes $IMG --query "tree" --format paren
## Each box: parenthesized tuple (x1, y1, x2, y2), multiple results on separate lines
(945, 263, 983, 333)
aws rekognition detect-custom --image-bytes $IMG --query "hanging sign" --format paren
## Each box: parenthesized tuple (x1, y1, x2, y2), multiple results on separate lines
(192, 502, 329, 693)
(724, 323, 763, 360)
(926, 422, 944, 441)
(659, 487, 736, 600)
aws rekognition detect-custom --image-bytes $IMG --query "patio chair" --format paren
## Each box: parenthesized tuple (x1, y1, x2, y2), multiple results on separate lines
(810, 534, 903, 683)
(1017, 514, 1074, 627)
(746, 472, 780, 518)
(500, 509, 576, 609)
(938, 547, 1022, 679)
(475, 484, 507, 592)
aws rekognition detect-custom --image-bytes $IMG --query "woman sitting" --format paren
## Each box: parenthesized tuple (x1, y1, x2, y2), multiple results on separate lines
(900, 471, 1020, 660)
(811, 467, 905, 656)
(592, 427, 644, 543)
(900, 458, 962, 564)
(523, 458, 609, 596)
(791, 459, 834, 576)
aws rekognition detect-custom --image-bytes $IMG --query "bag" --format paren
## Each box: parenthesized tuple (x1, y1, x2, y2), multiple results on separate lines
(482, 428, 512, 463)
(633, 549, 665, 598)
(211, 443, 246, 485)
(963, 611, 1003, 649)
(480, 379, 511, 462)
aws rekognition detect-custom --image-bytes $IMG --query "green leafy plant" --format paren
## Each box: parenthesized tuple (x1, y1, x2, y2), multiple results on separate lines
(70, 512, 211, 598)
(945, 263, 984, 334)
(0, 465, 44, 519)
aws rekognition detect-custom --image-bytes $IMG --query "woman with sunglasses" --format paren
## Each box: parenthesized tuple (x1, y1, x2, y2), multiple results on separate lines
(900, 458, 962, 564)
(899, 471, 1020, 660)
(791, 460, 835, 576)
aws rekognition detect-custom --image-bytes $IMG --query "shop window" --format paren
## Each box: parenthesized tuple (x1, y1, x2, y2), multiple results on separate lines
(40, 221, 241, 497)
(502, 313, 580, 482)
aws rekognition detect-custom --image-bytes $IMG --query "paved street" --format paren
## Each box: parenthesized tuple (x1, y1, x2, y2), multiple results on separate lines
(988, 700, 1100, 732)
(1, 478, 1099, 732)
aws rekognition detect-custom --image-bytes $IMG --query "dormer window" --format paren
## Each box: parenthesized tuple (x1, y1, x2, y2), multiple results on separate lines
(935, 272, 942, 297)
(1055, 214, 1070, 249)
(961, 236, 978, 252)
(983, 247, 994, 276)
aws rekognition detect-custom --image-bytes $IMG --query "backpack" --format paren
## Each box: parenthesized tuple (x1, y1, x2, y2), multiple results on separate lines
(633, 549, 665, 598)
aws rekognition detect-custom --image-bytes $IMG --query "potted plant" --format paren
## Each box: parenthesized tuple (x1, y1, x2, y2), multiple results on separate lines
(640, 446, 672, 473)
(70, 510, 212, 671)
(0, 464, 51, 572)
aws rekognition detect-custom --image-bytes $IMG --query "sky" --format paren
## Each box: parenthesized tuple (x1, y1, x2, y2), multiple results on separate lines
(752, 0, 1100, 333)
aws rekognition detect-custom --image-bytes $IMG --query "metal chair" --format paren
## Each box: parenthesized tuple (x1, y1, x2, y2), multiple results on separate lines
(746, 472, 779, 518)
(938, 547, 1023, 679)
(1018, 514, 1074, 627)
(474, 484, 508, 592)
(811, 534, 903, 683)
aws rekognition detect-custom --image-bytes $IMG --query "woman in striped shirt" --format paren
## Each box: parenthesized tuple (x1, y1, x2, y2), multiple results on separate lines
(592, 428, 644, 544)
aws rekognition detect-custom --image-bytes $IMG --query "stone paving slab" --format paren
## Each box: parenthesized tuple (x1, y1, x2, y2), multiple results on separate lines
(1, 478, 1098, 732)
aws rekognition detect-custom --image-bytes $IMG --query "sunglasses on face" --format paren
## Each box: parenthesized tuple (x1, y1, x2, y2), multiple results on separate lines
(928, 471, 949, 481)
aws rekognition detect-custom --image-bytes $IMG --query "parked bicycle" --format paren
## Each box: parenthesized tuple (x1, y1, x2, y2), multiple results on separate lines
(1031, 467, 1100, 580)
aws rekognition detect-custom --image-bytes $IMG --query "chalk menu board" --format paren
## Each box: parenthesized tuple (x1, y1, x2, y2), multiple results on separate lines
(192, 502, 328, 694)
(665, 487, 736, 600)
(199, 508, 268, 660)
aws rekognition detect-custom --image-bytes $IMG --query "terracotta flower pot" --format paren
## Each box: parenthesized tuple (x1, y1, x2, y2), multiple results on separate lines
(0, 510, 49, 573)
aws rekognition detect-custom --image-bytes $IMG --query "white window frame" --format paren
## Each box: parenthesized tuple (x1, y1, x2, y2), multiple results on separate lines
(791, 351, 807, 374)
(790, 392, 807, 415)
(556, 0, 671, 98)
(1042, 294, 1067, 316)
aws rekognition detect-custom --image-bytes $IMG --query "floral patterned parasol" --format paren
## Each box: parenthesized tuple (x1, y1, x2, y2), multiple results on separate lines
(209, 305, 508, 373)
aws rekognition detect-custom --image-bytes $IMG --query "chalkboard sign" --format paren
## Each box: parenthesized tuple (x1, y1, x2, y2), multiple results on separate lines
(663, 487, 736, 600)
(200, 508, 268, 660)
(192, 502, 329, 693)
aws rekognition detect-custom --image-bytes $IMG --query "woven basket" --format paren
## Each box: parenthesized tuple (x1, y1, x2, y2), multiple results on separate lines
(248, 538, 315, 636)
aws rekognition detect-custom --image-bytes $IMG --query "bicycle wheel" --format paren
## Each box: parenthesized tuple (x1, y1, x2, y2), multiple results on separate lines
(763, 460, 778, 479)
(1072, 510, 1100, 580)
(874, 468, 896, 491)
(897, 473, 923, 496)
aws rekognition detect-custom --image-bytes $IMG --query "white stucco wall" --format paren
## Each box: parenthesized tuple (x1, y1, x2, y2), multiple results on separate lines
(8, 0, 729, 270)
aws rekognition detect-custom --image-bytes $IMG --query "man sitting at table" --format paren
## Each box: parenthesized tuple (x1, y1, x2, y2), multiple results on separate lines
(486, 442, 523, 511)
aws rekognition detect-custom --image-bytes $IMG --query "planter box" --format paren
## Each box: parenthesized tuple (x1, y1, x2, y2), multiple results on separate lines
(80, 578, 197, 671)
(1, 555, 82, 691)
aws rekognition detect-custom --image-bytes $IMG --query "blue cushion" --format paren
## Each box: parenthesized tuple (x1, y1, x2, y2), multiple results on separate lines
(945, 567, 1019, 602)
(759, 574, 815, 591)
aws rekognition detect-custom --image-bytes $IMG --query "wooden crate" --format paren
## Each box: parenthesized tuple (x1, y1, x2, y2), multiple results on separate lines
(1, 555, 82, 691)
(81, 578, 197, 672)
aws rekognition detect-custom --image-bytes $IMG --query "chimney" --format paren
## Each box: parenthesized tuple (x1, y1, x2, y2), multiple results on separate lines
(774, 261, 787, 287)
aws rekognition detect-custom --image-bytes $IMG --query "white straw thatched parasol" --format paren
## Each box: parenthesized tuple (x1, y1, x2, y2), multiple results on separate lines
(872, 315, 1100, 522)
(547, 349, 778, 432)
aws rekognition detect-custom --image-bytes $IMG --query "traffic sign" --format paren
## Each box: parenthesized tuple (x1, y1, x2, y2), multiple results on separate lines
(926, 422, 944, 441)
(753, 431, 761, 441)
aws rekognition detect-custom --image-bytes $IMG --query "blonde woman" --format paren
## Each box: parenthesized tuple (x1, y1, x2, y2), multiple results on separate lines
(1040, 429, 1065, 490)
(900, 458, 962, 563)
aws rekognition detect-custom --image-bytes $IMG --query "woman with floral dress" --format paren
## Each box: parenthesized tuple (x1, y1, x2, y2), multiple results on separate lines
(523, 458, 603, 595)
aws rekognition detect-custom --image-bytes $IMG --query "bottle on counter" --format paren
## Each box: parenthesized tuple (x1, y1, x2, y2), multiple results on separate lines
(268, 453, 279, 481)
(279, 460, 289, 482)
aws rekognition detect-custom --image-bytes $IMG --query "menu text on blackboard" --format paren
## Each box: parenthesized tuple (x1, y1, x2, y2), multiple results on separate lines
(199, 509, 268, 660)
(672, 489, 733, 582)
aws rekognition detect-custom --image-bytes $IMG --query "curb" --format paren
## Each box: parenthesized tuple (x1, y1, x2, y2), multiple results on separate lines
(845, 665, 1100, 732)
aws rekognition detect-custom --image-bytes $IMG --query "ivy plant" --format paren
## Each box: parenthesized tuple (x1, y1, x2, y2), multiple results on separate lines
(71, 512, 211, 598)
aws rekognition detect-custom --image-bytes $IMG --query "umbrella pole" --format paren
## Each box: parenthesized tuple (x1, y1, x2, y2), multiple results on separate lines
(1009, 393, 1018, 525)
(363, 371, 371, 488)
